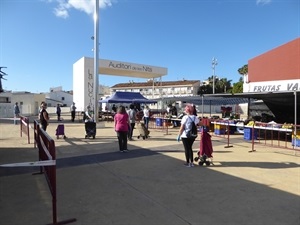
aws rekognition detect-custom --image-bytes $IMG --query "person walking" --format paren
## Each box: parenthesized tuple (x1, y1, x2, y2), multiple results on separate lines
(111, 104, 117, 113)
(114, 105, 130, 152)
(40, 102, 49, 131)
(177, 104, 199, 167)
(56, 104, 61, 121)
(13, 102, 20, 125)
(70, 102, 76, 122)
(171, 105, 178, 127)
(143, 105, 150, 129)
(127, 104, 137, 140)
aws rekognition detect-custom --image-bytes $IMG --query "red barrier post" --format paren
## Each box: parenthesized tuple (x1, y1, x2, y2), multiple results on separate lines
(224, 120, 233, 148)
(164, 116, 169, 135)
(20, 116, 30, 144)
(249, 124, 256, 152)
(33, 120, 76, 225)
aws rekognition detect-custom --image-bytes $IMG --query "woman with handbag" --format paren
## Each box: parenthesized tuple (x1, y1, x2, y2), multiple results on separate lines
(177, 104, 199, 167)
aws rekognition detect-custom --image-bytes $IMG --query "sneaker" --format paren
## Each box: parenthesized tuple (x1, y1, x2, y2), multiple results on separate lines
(124, 149, 129, 152)
(120, 150, 125, 153)
(190, 163, 194, 167)
(184, 163, 190, 167)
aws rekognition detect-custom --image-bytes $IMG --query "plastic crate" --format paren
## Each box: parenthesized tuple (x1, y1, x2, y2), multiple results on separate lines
(244, 127, 257, 140)
(292, 138, 300, 147)
(214, 124, 226, 130)
(156, 118, 162, 126)
(214, 129, 225, 135)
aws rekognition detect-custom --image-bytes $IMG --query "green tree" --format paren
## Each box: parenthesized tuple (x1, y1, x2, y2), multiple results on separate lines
(232, 77, 243, 93)
(197, 84, 212, 95)
(234, 64, 248, 93)
(198, 76, 233, 94)
(217, 78, 232, 93)
(238, 64, 248, 76)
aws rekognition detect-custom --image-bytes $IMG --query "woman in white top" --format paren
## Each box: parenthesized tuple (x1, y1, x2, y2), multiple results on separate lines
(177, 104, 199, 167)
(143, 105, 150, 129)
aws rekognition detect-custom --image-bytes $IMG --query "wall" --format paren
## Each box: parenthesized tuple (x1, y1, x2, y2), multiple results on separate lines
(248, 38, 300, 82)
(73, 57, 96, 113)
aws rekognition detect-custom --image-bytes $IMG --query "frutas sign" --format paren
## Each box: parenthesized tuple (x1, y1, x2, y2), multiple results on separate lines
(249, 80, 300, 92)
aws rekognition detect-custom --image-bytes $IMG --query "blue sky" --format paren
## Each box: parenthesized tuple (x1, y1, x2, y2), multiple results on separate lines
(0, 0, 299, 93)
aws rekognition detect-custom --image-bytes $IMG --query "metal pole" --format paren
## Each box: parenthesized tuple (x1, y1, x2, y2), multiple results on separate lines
(294, 91, 297, 129)
(294, 91, 297, 151)
(212, 57, 218, 94)
(201, 95, 204, 118)
(93, 0, 99, 122)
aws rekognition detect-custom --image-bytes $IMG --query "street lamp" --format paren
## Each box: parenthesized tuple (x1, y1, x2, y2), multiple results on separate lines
(212, 57, 218, 94)
(93, 0, 99, 122)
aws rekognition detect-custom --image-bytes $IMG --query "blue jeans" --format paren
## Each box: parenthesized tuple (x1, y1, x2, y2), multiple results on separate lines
(144, 117, 149, 129)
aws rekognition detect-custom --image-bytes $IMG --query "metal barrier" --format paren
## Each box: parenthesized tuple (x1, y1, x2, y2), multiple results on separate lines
(33, 120, 76, 225)
(210, 120, 300, 152)
(251, 122, 299, 151)
(150, 116, 173, 135)
(20, 116, 30, 144)
(210, 120, 234, 148)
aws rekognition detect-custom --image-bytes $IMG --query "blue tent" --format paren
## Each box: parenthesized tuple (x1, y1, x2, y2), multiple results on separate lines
(99, 91, 157, 104)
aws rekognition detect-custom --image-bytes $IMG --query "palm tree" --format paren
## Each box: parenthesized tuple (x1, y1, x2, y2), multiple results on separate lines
(238, 64, 248, 83)
(238, 64, 248, 75)
(218, 78, 232, 93)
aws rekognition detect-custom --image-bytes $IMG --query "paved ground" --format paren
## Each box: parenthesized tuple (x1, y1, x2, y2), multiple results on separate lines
(0, 117, 299, 225)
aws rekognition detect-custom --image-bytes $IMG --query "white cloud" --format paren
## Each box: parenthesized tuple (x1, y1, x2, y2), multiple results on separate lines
(51, 0, 115, 18)
(256, 0, 272, 6)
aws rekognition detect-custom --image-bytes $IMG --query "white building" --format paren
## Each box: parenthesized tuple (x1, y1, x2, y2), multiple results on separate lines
(109, 79, 200, 109)
(0, 87, 75, 118)
(46, 86, 73, 107)
(0, 91, 45, 118)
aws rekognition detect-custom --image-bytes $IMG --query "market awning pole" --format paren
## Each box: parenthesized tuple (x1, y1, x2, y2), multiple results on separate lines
(201, 95, 204, 118)
(294, 91, 297, 153)
(247, 97, 251, 119)
(209, 100, 211, 117)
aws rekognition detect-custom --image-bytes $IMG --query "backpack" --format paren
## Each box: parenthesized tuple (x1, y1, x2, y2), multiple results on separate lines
(186, 116, 198, 139)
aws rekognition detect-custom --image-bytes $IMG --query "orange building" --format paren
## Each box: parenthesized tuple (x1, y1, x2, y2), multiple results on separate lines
(243, 37, 300, 123)
(248, 37, 300, 84)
